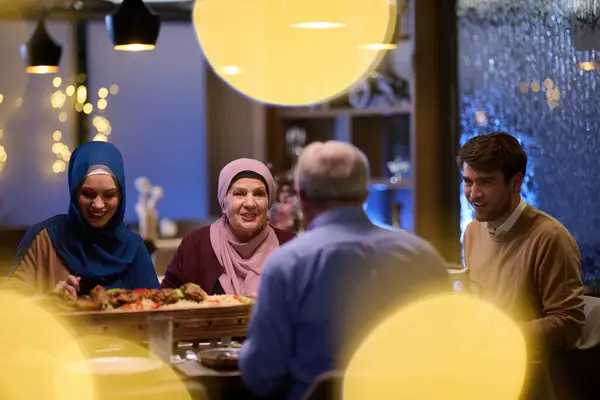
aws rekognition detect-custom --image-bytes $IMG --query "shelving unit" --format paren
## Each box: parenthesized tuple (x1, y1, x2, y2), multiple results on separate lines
(267, 99, 414, 230)
(369, 178, 413, 191)
(277, 103, 412, 119)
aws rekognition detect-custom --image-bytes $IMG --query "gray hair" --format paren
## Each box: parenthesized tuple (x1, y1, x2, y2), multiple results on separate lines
(294, 141, 370, 202)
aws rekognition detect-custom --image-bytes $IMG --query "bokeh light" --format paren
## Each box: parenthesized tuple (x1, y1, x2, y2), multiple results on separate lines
(51, 137, 71, 170)
(89, 84, 117, 142)
(57, 335, 191, 400)
(0, 144, 7, 171)
(50, 90, 67, 108)
(83, 103, 93, 114)
(52, 142, 63, 154)
(579, 61, 597, 71)
(193, 0, 395, 106)
(518, 82, 529, 93)
(530, 81, 541, 93)
(77, 85, 87, 103)
(0, 290, 94, 399)
(52, 159, 67, 173)
(0, 129, 5, 172)
(93, 115, 112, 135)
(97, 98, 108, 110)
(344, 293, 526, 400)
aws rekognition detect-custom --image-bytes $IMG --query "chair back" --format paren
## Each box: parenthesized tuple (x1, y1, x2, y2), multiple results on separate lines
(579, 296, 600, 349)
(548, 296, 600, 400)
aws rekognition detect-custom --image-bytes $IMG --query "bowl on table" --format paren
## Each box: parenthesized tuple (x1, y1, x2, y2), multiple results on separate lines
(197, 348, 241, 370)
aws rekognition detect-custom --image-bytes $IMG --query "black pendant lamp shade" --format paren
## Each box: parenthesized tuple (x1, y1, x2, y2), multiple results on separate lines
(105, 0, 161, 51)
(571, 14, 600, 71)
(20, 20, 62, 74)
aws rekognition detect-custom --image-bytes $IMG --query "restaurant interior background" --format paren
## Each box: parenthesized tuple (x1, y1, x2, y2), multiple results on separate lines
(458, 0, 600, 287)
(0, 0, 598, 289)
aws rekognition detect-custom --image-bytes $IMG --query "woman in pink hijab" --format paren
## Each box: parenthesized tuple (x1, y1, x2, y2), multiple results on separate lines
(161, 159, 296, 296)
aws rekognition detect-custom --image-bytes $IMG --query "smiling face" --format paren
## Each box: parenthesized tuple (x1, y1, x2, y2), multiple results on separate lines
(77, 174, 120, 228)
(223, 177, 269, 241)
(462, 163, 522, 225)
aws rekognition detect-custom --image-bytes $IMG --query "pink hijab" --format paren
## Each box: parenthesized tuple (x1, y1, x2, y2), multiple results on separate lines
(210, 158, 280, 295)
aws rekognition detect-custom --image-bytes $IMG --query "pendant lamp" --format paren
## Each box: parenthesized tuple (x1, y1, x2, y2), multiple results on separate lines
(21, 18, 62, 74)
(105, 0, 161, 51)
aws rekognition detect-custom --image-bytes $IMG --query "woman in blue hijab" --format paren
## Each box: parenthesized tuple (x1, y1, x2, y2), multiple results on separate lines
(5, 141, 159, 296)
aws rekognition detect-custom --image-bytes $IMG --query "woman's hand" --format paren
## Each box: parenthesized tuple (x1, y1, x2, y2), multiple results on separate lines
(54, 275, 81, 298)
(248, 292, 257, 299)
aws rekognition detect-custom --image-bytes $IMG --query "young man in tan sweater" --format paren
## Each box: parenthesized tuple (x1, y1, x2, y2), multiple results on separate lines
(459, 132, 584, 353)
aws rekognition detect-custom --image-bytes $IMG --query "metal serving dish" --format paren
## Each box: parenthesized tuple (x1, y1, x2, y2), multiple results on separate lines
(197, 348, 241, 370)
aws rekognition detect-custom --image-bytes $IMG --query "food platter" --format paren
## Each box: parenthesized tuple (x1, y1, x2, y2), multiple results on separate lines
(41, 284, 253, 342)
(58, 304, 252, 342)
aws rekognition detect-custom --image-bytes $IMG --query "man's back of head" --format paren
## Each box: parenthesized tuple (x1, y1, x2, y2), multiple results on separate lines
(294, 141, 370, 227)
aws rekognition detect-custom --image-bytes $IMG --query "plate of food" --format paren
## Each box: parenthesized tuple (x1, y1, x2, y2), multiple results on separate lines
(197, 348, 241, 370)
(39, 283, 253, 313)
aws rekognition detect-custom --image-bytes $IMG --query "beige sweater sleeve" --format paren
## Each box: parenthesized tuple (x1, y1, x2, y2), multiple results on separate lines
(3, 230, 69, 296)
(525, 226, 585, 349)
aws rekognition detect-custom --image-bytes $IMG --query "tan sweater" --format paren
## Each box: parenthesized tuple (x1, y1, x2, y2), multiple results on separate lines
(464, 205, 584, 350)
(3, 229, 71, 296)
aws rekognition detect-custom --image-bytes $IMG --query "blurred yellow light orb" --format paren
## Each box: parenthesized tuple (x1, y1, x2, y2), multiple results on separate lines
(193, 0, 395, 106)
(56, 335, 191, 400)
(0, 290, 94, 399)
(344, 293, 527, 400)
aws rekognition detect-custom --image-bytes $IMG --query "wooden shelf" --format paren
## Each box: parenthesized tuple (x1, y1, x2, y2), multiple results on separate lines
(369, 178, 413, 191)
(277, 103, 412, 119)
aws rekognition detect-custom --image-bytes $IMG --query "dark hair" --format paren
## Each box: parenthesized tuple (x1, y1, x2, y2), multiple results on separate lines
(228, 170, 268, 194)
(457, 132, 527, 181)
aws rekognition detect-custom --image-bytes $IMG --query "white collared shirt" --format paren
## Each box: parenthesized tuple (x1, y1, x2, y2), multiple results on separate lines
(485, 197, 527, 236)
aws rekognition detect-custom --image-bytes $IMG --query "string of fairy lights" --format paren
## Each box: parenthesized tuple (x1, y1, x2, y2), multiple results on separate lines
(50, 75, 119, 174)
(0, 77, 119, 175)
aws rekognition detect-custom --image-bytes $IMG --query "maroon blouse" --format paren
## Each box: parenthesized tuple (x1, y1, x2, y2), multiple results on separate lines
(160, 225, 296, 294)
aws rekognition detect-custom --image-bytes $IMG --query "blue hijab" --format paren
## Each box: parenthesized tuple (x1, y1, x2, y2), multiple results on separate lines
(12, 141, 159, 294)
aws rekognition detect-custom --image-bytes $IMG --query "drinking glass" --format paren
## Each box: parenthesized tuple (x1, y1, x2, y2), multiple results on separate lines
(446, 263, 471, 293)
(446, 263, 482, 297)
